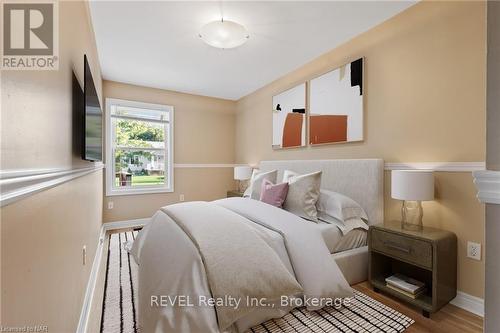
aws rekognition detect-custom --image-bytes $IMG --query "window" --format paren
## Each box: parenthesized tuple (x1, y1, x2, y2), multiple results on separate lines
(105, 98, 174, 196)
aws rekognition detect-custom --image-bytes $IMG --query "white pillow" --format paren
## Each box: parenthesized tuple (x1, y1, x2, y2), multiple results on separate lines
(243, 169, 278, 199)
(282, 170, 322, 221)
(316, 189, 368, 224)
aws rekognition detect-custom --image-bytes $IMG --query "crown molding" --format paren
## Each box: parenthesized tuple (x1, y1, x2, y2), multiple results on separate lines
(384, 162, 485, 172)
(473, 170, 500, 204)
(0, 163, 238, 206)
(174, 163, 236, 168)
(172, 162, 486, 172)
(0, 163, 104, 207)
(1, 161, 486, 207)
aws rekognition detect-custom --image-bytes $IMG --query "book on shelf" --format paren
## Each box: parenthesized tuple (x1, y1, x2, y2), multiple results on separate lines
(385, 273, 425, 294)
(386, 283, 425, 299)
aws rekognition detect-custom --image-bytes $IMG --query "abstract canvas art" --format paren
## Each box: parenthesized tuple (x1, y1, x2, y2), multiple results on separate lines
(272, 83, 306, 149)
(309, 58, 363, 145)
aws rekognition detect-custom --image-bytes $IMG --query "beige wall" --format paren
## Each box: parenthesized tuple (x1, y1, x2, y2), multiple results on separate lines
(485, 1, 500, 331)
(1, 3, 102, 170)
(1, 1, 103, 331)
(235, 1, 486, 298)
(487, 1, 500, 171)
(0, 172, 103, 331)
(102, 81, 236, 222)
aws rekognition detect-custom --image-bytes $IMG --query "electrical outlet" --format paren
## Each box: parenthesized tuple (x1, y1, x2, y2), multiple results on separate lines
(467, 241, 481, 261)
(108, 201, 114, 209)
(179, 194, 185, 202)
(82, 245, 87, 265)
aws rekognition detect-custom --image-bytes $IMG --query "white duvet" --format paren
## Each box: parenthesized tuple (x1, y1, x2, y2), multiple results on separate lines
(131, 198, 353, 333)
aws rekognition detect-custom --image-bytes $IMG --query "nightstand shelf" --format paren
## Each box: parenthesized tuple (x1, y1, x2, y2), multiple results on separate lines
(368, 221, 457, 318)
(370, 276, 433, 311)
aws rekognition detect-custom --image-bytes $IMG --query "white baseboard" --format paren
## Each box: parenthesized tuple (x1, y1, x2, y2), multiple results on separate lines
(76, 226, 106, 333)
(451, 291, 484, 317)
(102, 218, 150, 231)
(77, 218, 149, 333)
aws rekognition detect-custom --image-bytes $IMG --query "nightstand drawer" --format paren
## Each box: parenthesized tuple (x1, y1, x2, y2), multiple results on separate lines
(227, 190, 244, 198)
(370, 229, 432, 269)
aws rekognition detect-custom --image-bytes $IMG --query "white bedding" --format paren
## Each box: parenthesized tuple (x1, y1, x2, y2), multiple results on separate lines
(132, 198, 352, 333)
(315, 222, 368, 253)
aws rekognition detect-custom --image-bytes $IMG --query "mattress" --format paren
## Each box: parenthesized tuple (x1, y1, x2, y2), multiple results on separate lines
(315, 222, 367, 253)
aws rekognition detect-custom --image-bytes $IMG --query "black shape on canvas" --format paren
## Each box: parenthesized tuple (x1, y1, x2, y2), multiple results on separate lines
(350, 58, 363, 95)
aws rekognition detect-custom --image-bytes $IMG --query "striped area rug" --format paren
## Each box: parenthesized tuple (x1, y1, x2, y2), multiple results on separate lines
(249, 291, 414, 333)
(101, 230, 139, 333)
(101, 231, 414, 333)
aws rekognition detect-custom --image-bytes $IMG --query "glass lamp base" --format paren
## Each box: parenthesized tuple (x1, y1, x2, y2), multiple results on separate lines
(237, 180, 248, 193)
(401, 200, 423, 231)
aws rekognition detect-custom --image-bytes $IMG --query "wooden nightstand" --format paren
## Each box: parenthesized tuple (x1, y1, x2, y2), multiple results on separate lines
(227, 190, 244, 198)
(368, 221, 457, 317)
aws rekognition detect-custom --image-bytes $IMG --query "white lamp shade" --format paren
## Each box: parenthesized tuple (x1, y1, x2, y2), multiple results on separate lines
(391, 170, 434, 201)
(234, 166, 252, 180)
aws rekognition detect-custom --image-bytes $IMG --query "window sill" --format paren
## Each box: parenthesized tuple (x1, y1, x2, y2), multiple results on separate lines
(105, 187, 174, 197)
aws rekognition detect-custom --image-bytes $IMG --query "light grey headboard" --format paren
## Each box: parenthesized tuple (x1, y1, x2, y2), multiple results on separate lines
(259, 159, 384, 225)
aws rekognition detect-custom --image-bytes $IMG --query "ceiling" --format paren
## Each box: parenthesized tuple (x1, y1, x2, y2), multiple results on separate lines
(89, 1, 416, 100)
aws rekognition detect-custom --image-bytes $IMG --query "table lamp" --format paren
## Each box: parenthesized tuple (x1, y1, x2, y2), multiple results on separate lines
(391, 170, 434, 230)
(234, 166, 252, 193)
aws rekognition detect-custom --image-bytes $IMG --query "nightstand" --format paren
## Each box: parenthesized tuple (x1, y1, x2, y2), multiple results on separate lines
(227, 190, 244, 198)
(368, 221, 457, 317)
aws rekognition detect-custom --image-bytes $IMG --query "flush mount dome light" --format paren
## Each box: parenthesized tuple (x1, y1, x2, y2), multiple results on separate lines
(199, 20, 249, 49)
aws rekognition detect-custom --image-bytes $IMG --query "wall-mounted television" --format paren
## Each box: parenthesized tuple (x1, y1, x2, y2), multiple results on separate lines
(82, 55, 103, 161)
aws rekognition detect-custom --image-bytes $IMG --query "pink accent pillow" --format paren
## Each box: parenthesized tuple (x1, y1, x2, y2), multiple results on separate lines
(260, 179, 289, 208)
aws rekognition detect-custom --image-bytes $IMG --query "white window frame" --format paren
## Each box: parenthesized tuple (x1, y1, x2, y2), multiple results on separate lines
(105, 98, 174, 196)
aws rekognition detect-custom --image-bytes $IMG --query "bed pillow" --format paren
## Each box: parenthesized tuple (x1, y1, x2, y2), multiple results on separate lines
(243, 169, 278, 199)
(316, 189, 368, 224)
(282, 170, 322, 221)
(282, 169, 301, 183)
(259, 179, 289, 208)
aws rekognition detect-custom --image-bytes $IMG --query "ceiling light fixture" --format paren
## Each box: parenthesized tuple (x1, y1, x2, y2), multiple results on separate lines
(199, 19, 249, 49)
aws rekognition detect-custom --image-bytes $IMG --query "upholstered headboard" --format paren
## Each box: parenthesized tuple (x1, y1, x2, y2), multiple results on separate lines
(259, 159, 384, 225)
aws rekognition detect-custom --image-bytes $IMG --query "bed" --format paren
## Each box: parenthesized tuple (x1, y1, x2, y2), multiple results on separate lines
(259, 159, 384, 285)
(132, 159, 384, 333)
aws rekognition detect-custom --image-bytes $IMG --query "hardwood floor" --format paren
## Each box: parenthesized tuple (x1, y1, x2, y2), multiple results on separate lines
(353, 282, 483, 333)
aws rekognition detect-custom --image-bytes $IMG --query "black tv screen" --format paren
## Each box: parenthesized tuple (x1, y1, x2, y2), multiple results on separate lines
(83, 55, 102, 161)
